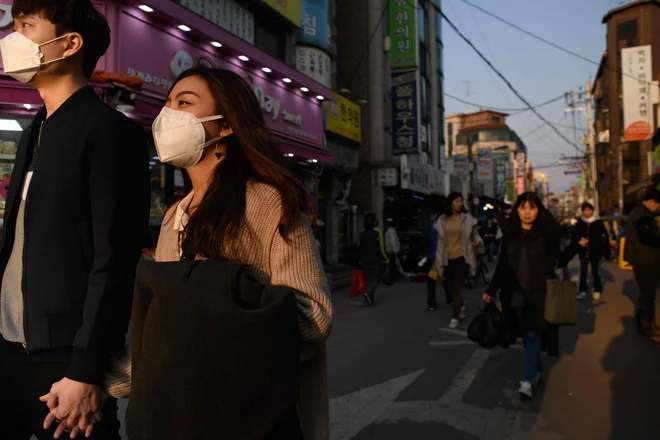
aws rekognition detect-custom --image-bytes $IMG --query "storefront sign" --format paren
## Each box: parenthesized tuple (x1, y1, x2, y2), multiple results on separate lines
(401, 156, 429, 194)
(515, 152, 525, 176)
(327, 92, 361, 143)
(452, 155, 469, 179)
(296, 0, 330, 52)
(622, 45, 654, 141)
(117, 9, 323, 148)
(506, 160, 516, 204)
(389, 0, 418, 69)
(493, 153, 508, 201)
(476, 148, 492, 182)
(391, 70, 420, 155)
(179, 0, 255, 44)
(263, 0, 302, 27)
(428, 165, 445, 195)
(295, 46, 331, 88)
(376, 168, 398, 187)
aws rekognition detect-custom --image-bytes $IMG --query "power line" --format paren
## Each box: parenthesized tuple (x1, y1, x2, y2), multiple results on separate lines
(440, 11, 583, 154)
(445, 93, 564, 113)
(457, 0, 656, 87)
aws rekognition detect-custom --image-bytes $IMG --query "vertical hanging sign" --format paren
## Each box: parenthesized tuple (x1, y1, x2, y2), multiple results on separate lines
(389, 0, 418, 69)
(391, 70, 420, 155)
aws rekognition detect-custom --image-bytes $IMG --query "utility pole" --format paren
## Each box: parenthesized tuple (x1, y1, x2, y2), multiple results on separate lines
(467, 135, 477, 216)
(585, 80, 599, 214)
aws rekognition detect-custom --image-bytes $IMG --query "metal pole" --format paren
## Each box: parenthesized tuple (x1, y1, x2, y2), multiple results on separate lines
(586, 80, 599, 213)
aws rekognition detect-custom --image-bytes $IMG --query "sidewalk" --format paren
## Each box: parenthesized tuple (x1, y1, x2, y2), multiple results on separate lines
(327, 261, 660, 439)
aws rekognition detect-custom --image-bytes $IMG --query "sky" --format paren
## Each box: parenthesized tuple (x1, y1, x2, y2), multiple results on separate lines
(441, 0, 622, 193)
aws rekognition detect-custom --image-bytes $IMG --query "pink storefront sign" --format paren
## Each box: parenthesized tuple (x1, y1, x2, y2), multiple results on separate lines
(115, 8, 324, 149)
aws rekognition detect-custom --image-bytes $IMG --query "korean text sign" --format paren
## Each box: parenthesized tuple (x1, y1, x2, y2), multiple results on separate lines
(493, 153, 508, 201)
(263, 0, 301, 27)
(391, 70, 420, 155)
(296, 0, 330, 51)
(327, 92, 361, 143)
(622, 45, 654, 141)
(389, 0, 418, 69)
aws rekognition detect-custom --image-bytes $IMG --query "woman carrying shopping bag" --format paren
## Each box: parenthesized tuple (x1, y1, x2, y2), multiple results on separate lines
(483, 192, 586, 400)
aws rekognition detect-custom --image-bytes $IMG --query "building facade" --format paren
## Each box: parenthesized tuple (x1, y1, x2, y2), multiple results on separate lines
(334, 0, 446, 235)
(593, 0, 660, 214)
(444, 110, 527, 205)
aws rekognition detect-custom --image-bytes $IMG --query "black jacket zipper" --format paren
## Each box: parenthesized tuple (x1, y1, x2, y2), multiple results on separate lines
(20, 122, 42, 355)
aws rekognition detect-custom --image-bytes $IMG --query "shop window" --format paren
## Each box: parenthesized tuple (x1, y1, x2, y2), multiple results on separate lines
(0, 117, 30, 244)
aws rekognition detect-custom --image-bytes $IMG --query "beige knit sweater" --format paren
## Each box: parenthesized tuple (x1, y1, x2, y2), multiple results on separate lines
(155, 182, 333, 440)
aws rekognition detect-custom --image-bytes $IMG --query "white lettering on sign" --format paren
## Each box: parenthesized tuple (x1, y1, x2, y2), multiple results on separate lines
(253, 86, 280, 120)
(0, 5, 12, 29)
(282, 110, 302, 126)
(126, 68, 173, 90)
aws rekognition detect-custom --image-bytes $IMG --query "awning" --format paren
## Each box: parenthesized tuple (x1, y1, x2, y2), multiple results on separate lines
(277, 138, 333, 164)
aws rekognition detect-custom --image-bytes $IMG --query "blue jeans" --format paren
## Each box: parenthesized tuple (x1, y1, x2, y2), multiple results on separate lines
(523, 331, 542, 383)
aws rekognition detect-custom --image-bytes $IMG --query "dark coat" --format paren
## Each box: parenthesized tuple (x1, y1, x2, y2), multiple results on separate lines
(571, 218, 611, 259)
(126, 260, 302, 440)
(624, 203, 660, 266)
(486, 228, 580, 355)
(0, 86, 149, 383)
(359, 228, 386, 266)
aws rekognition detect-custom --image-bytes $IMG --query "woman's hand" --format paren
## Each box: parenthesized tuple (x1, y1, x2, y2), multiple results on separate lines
(579, 237, 589, 248)
(483, 293, 494, 303)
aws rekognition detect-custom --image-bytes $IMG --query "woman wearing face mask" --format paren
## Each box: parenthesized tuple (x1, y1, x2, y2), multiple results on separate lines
(483, 192, 586, 400)
(434, 192, 481, 329)
(135, 66, 333, 439)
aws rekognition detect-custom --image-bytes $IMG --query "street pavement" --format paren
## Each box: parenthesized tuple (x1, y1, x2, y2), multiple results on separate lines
(102, 260, 659, 440)
(327, 261, 660, 440)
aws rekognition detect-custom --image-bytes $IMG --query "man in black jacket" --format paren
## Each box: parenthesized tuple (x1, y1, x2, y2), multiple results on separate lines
(0, 1, 149, 438)
(624, 190, 660, 338)
(572, 202, 610, 301)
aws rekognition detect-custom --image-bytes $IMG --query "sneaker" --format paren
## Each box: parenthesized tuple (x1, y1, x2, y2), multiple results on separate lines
(518, 381, 533, 400)
(362, 293, 373, 307)
(459, 304, 467, 319)
(592, 291, 602, 300)
(449, 319, 459, 329)
(428, 306, 438, 312)
(577, 291, 588, 300)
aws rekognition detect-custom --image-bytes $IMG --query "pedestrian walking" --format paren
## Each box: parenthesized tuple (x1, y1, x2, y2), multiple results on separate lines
(421, 204, 441, 311)
(623, 189, 660, 338)
(483, 192, 586, 400)
(573, 202, 611, 300)
(359, 212, 388, 306)
(480, 218, 499, 262)
(434, 192, 481, 329)
(0, 1, 150, 438)
(384, 219, 401, 285)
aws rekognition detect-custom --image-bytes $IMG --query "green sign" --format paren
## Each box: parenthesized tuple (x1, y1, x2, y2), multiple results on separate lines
(389, 0, 418, 69)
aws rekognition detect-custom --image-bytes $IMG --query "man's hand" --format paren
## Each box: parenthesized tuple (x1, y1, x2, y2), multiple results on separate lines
(579, 238, 589, 248)
(40, 378, 102, 439)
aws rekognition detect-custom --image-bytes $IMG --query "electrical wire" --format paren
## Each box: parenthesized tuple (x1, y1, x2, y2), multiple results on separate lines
(444, 93, 564, 113)
(441, 11, 583, 154)
(346, 3, 389, 88)
(457, 0, 657, 87)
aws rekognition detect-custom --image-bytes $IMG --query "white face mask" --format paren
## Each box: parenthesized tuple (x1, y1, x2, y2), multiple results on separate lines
(152, 107, 225, 169)
(0, 32, 71, 84)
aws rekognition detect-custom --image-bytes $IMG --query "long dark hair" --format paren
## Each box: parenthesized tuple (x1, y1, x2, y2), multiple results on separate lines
(364, 212, 377, 230)
(503, 192, 559, 236)
(446, 192, 466, 216)
(175, 66, 310, 258)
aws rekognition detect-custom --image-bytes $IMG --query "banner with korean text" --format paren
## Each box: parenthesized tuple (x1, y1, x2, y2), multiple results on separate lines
(622, 45, 654, 141)
(391, 70, 420, 155)
(389, 0, 418, 69)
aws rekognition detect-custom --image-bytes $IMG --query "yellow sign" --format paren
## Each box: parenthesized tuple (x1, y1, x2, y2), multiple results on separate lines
(263, 0, 301, 27)
(327, 92, 362, 143)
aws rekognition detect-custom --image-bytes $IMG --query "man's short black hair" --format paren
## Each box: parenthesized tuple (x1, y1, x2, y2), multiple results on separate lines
(581, 202, 594, 211)
(641, 188, 660, 203)
(12, 0, 110, 78)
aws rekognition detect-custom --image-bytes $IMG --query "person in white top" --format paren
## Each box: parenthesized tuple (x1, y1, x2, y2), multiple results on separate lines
(384, 219, 401, 285)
